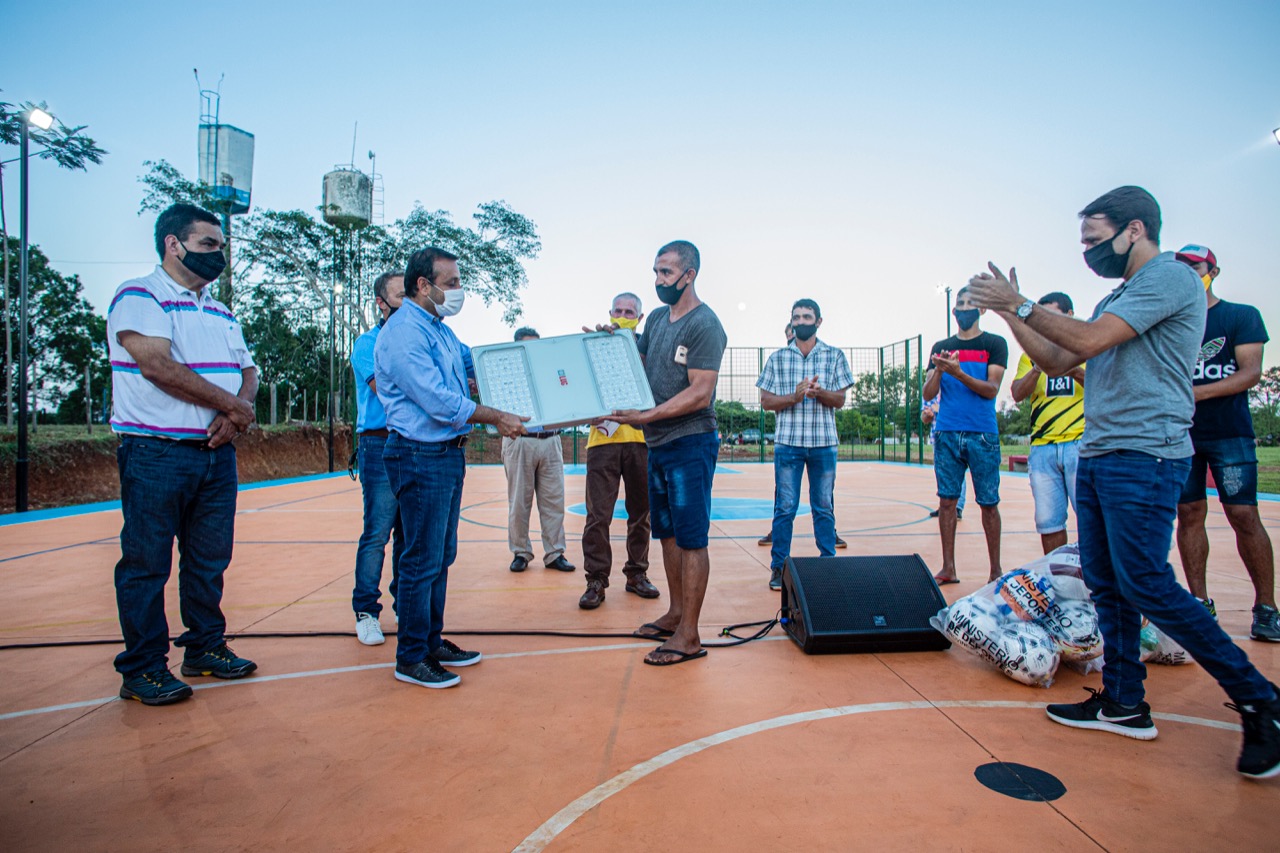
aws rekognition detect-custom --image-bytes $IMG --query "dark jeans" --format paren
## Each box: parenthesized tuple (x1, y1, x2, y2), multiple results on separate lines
(113, 436, 238, 677)
(383, 432, 465, 666)
(770, 444, 838, 570)
(583, 442, 650, 586)
(352, 434, 403, 617)
(1077, 450, 1273, 705)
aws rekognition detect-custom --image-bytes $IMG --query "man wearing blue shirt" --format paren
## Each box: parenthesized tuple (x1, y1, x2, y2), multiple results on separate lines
(349, 271, 405, 645)
(374, 247, 527, 689)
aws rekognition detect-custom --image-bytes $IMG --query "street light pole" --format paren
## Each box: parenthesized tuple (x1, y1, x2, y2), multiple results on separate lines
(936, 283, 953, 338)
(327, 281, 336, 473)
(16, 119, 30, 511)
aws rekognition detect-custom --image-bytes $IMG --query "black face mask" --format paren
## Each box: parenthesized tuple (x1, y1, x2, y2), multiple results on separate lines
(792, 323, 818, 341)
(179, 240, 228, 283)
(655, 270, 688, 305)
(1083, 228, 1133, 279)
(953, 308, 980, 331)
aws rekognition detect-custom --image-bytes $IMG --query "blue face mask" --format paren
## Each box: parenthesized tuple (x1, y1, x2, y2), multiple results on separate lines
(953, 308, 980, 331)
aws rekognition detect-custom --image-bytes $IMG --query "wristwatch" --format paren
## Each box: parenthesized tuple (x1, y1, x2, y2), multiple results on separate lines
(1015, 299, 1035, 322)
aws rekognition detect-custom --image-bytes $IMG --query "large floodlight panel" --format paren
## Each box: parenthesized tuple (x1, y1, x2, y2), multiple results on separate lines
(472, 330, 654, 431)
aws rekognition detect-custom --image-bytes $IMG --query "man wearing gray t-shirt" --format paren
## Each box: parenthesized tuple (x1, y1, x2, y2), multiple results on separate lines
(607, 240, 727, 667)
(968, 185, 1279, 780)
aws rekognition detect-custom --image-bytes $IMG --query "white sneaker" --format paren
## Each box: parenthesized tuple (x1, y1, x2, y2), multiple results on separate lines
(356, 612, 385, 645)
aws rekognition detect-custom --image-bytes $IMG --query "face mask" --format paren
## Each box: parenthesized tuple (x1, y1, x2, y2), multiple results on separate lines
(953, 308, 980, 331)
(178, 240, 227, 283)
(430, 284, 465, 317)
(1082, 228, 1133, 279)
(1201, 274, 1212, 291)
(655, 270, 687, 305)
(611, 316, 640, 330)
(792, 323, 818, 341)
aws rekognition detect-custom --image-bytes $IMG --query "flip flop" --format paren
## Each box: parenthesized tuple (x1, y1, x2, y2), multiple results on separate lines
(643, 646, 708, 666)
(632, 622, 675, 641)
(934, 576, 960, 586)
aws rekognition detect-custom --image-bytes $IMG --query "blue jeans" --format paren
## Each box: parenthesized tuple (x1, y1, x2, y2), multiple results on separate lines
(934, 431, 1001, 506)
(770, 444, 838, 569)
(383, 433, 465, 666)
(1028, 440, 1079, 534)
(113, 437, 238, 677)
(1076, 450, 1273, 705)
(352, 434, 403, 617)
(1180, 436, 1259, 506)
(648, 432, 719, 550)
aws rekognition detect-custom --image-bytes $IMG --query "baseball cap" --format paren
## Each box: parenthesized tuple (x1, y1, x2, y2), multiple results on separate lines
(1175, 244, 1217, 267)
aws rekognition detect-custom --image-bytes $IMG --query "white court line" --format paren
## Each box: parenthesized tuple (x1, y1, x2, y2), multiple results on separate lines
(0, 641, 658, 721)
(511, 700, 1243, 852)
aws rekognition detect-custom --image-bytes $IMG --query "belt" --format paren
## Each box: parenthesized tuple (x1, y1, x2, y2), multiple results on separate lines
(359, 428, 389, 438)
(173, 438, 215, 451)
(389, 431, 468, 448)
(523, 431, 561, 440)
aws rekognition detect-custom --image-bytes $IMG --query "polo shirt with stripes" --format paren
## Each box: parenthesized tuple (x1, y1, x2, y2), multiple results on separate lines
(107, 265, 255, 439)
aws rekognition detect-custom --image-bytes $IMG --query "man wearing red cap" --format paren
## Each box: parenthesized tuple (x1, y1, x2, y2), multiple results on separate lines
(1172, 245, 1278, 641)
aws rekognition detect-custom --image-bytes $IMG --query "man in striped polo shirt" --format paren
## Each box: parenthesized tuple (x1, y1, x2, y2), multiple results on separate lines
(106, 203, 259, 706)
(1010, 292, 1085, 555)
(757, 299, 854, 590)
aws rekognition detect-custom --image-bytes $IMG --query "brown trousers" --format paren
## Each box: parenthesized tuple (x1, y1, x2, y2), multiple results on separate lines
(582, 442, 650, 586)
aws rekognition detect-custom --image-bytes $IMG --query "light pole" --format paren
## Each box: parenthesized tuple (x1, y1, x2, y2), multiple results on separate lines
(327, 281, 342, 472)
(936, 283, 953, 338)
(16, 106, 54, 513)
(1273, 127, 1280, 146)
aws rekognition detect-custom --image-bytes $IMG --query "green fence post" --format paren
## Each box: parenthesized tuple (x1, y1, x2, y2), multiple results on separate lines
(758, 346, 765, 463)
(878, 346, 885, 462)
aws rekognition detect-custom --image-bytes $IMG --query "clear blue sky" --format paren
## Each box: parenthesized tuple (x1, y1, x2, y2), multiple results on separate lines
(5, 0, 1279, 386)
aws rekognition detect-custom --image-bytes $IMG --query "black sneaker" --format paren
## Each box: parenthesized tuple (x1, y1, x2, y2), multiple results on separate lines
(1251, 605, 1280, 642)
(1227, 685, 1280, 779)
(395, 658, 461, 689)
(834, 536, 848, 549)
(757, 533, 772, 546)
(768, 568, 783, 591)
(181, 643, 257, 679)
(431, 638, 482, 667)
(120, 669, 193, 706)
(1045, 687, 1157, 741)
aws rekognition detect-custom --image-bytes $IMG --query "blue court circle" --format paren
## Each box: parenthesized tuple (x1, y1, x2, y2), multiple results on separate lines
(567, 496, 807, 521)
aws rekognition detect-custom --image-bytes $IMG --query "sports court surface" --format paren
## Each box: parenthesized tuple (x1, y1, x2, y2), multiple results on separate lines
(1, 461, 1277, 851)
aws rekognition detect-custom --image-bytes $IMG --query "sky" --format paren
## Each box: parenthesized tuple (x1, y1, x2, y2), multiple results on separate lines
(4, 0, 1280, 401)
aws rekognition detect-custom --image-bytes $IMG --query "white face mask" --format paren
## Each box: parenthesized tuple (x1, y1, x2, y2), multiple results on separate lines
(432, 285, 465, 317)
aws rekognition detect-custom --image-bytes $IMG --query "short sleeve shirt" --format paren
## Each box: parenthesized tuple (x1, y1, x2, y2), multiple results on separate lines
(929, 331, 1007, 433)
(1081, 252, 1205, 459)
(637, 303, 727, 447)
(1014, 353, 1085, 446)
(106, 265, 254, 439)
(1191, 299, 1268, 442)
(351, 323, 386, 433)
(756, 339, 854, 447)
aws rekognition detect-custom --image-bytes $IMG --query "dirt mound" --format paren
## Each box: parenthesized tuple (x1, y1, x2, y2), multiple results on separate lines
(0, 424, 354, 514)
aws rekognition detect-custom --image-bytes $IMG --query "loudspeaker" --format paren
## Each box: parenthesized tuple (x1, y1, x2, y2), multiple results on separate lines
(781, 554, 951, 654)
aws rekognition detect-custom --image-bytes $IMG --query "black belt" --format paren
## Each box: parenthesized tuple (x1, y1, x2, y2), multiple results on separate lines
(173, 438, 215, 451)
(389, 431, 468, 448)
(523, 431, 561, 440)
(360, 428, 390, 438)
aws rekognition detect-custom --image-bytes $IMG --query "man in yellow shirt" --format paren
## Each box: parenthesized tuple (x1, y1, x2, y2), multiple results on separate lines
(1010, 292, 1085, 554)
(579, 293, 660, 609)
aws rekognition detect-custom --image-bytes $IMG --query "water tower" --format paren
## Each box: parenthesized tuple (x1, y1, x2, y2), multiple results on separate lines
(195, 71, 253, 304)
(322, 167, 372, 229)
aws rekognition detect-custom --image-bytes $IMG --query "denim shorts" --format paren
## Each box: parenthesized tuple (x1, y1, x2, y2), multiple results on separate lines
(1179, 436, 1258, 506)
(934, 431, 1001, 507)
(1028, 440, 1079, 534)
(648, 432, 719, 550)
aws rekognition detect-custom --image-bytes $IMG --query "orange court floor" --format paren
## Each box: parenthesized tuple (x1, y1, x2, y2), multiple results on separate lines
(1, 460, 1278, 852)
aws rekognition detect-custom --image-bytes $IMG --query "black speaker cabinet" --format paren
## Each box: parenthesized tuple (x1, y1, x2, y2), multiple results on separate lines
(781, 554, 951, 654)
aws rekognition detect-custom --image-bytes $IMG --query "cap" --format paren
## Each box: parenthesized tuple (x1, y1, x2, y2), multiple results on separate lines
(1175, 244, 1217, 268)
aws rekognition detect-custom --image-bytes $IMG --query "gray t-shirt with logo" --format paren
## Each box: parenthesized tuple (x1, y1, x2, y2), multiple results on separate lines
(1080, 252, 1206, 460)
(637, 303, 728, 447)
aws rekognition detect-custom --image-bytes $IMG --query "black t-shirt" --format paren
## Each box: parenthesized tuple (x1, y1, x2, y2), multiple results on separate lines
(1191, 299, 1268, 441)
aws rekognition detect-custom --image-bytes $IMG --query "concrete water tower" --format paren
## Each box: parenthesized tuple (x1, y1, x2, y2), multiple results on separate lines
(322, 167, 373, 229)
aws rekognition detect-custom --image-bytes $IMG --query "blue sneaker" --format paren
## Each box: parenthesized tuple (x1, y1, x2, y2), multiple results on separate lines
(181, 643, 257, 679)
(120, 669, 193, 706)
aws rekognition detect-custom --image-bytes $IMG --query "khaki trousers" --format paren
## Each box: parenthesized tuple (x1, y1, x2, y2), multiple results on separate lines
(502, 435, 567, 563)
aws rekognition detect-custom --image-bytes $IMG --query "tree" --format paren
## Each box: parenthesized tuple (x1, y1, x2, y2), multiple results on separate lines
(0, 93, 107, 424)
(1251, 366, 1280, 446)
(1, 238, 109, 424)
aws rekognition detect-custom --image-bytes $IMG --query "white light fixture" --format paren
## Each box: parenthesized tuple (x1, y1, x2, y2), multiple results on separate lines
(26, 107, 54, 130)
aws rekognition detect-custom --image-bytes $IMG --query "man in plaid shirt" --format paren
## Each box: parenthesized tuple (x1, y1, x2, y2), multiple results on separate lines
(757, 299, 855, 589)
